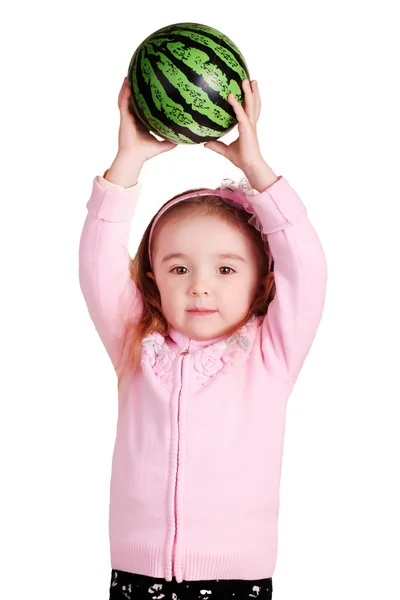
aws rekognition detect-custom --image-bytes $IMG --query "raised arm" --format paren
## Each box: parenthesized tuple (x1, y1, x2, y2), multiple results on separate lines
(202, 78, 327, 381)
(249, 175, 328, 382)
(78, 174, 144, 367)
(78, 75, 178, 367)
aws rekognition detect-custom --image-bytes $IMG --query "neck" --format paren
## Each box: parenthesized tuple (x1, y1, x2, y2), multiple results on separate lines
(168, 327, 228, 352)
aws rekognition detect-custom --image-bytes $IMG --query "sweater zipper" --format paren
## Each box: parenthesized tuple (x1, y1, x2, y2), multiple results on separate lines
(172, 347, 190, 577)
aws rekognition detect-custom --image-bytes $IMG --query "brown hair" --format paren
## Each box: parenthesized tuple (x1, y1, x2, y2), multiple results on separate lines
(114, 187, 276, 390)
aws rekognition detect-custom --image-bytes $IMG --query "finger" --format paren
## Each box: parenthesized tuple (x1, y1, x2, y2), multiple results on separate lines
(119, 77, 131, 104)
(234, 79, 260, 126)
(228, 92, 249, 126)
(158, 140, 179, 153)
(229, 79, 255, 121)
(120, 82, 134, 118)
(204, 140, 228, 157)
(251, 80, 261, 121)
(118, 77, 128, 104)
(242, 78, 257, 123)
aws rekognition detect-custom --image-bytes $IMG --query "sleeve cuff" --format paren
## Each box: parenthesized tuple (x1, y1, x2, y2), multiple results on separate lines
(86, 176, 142, 222)
(98, 169, 139, 191)
(247, 176, 307, 234)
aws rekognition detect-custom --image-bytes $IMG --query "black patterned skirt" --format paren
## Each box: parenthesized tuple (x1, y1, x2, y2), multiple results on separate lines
(109, 570, 273, 600)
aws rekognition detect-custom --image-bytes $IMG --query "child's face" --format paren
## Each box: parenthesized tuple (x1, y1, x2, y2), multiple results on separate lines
(148, 212, 262, 341)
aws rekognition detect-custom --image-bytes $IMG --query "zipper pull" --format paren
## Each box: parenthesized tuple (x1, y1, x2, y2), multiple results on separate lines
(180, 349, 189, 356)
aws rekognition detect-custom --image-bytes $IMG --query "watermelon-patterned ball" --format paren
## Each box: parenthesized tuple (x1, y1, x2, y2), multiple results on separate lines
(127, 22, 250, 145)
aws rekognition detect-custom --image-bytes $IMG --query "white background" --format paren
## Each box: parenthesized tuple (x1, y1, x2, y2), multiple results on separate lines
(1, 1, 399, 598)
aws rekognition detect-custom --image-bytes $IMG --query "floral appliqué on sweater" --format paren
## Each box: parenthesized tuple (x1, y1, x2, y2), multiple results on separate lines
(140, 318, 258, 387)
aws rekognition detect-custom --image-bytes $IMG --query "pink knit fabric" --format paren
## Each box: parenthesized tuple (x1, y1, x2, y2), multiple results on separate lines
(79, 174, 327, 583)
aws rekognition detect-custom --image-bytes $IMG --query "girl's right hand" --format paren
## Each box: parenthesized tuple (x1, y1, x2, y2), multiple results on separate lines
(117, 77, 178, 162)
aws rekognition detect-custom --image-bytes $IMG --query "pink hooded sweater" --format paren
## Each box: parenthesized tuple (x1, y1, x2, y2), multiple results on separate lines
(78, 173, 327, 584)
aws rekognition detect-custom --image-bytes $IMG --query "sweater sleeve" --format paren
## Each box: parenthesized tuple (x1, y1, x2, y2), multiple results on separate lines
(78, 175, 144, 368)
(249, 176, 327, 382)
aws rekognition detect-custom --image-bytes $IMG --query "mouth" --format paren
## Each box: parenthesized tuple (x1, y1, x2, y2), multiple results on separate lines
(187, 309, 217, 316)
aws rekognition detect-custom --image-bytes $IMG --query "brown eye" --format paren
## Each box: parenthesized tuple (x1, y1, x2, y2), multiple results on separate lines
(219, 267, 235, 275)
(171, 266, 188, 275)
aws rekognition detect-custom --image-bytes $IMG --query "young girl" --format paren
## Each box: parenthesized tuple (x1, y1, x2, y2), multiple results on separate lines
(79, 77, 327, 599)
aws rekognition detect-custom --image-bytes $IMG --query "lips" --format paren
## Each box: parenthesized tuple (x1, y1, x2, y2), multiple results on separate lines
(187, 309, 217, 314)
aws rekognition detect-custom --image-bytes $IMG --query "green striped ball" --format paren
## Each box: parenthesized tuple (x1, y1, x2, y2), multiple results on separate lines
(127, 22, 250, 145)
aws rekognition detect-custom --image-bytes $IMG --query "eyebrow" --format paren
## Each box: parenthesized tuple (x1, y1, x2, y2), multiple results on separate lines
(161, 252, 246, 263)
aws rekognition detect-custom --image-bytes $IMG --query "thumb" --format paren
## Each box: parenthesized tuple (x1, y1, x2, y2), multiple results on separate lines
(120, 80, 133, 118)
(204, 141, 228, 157)
(158, 140, 179, 153)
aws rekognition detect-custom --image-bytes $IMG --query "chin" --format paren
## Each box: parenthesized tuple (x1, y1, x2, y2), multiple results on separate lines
(186, 326, 213, 339)
(177, 322, 217, 341)
(191, 331, 216, 341)
(171, 314, 243, 341)
(191, 324, 231, 341)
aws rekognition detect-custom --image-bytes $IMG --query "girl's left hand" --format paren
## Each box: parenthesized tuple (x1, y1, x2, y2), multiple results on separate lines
(204, 79, 263, 171)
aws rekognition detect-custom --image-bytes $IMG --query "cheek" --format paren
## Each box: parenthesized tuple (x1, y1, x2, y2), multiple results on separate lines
(228, 274, 259, 305)
(157, 276, 185, 304)
(163, 278, 185, 295)
(217, 278, 250, 305)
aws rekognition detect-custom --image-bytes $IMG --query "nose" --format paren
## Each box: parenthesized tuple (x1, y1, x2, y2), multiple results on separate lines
(190, 287, 209, 296)
(188, 277, 210, 296)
